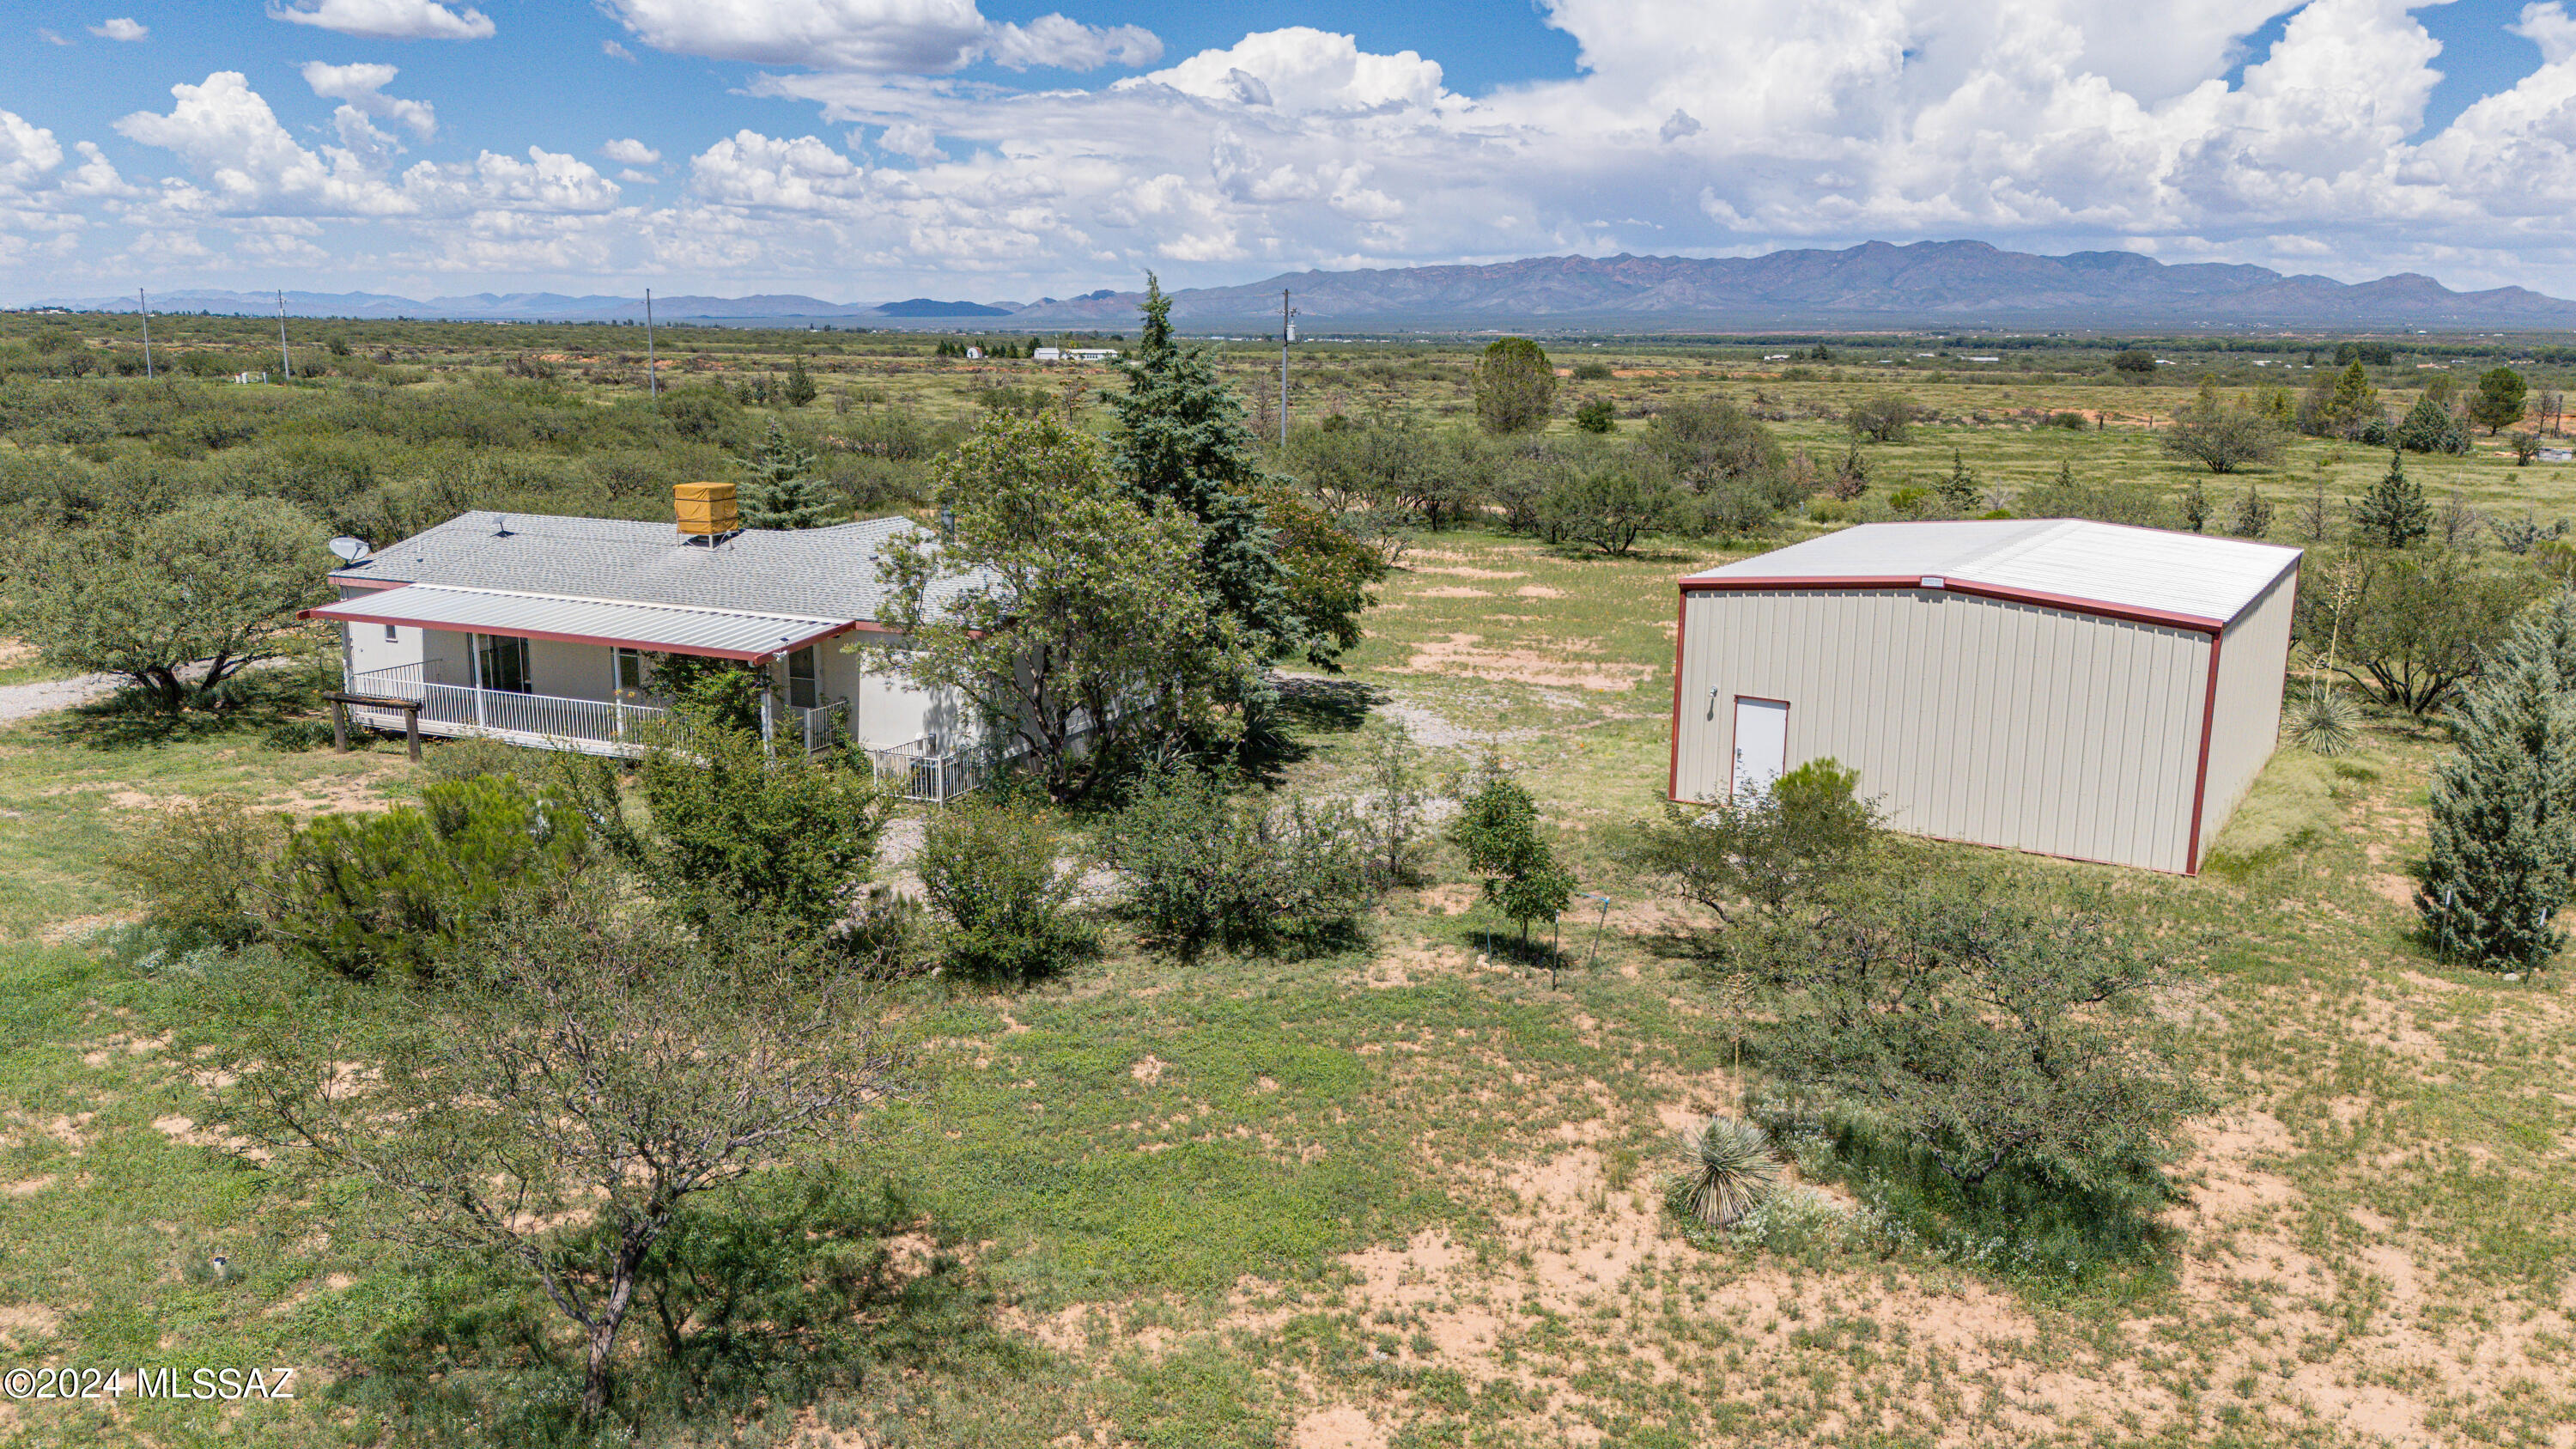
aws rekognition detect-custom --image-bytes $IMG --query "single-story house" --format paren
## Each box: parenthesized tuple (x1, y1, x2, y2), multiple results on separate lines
(1668, 520, 2302, 874)
(302, 483, 987, 798)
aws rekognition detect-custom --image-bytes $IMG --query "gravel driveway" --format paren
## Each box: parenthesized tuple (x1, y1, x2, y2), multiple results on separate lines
(0, 673, 122, 727)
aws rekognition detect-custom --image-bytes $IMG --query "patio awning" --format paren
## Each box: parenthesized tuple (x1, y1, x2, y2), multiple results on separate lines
(303, 584, 857, 662)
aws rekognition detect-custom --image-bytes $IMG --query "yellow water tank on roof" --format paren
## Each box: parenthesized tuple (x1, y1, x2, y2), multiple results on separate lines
(673, 480, 738, 535)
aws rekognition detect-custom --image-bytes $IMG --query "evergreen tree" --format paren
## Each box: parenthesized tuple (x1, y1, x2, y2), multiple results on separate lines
(1106, 274, 1304, 661)
(1932, 449, 1979, 511)
(783, 354, 818, 408)
(2351, 448, 2430, 549)
(737, 421, 840, 529)
(2419, 595, 2576, 971)
(2394, 393, 2469, 454)
(2320, 359, 2378, 438)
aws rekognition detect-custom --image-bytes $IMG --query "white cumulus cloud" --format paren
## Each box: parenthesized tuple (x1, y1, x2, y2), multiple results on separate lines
(265, 0, 495, 41)
(1126, 28, 1446, 112)
(601, 138, 662, 166)
(88, 18, 149, 41)
(301, 62, 438, 139)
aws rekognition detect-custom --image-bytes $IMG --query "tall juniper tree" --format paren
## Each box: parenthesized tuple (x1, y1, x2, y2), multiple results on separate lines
(2351, 447, 2430, 550)
(2418, 593, 2576, 971)
(738, 421, 839, 529)
(1106, 276, 1305, 664)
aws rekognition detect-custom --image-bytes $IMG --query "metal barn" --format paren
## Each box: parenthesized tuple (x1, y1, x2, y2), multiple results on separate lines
(1668, 520, 2303, 874)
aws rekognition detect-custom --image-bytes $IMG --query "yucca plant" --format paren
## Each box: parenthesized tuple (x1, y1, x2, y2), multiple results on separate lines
(1671, 1116, 1780, 1228)
(2289, 685, 2361, 757)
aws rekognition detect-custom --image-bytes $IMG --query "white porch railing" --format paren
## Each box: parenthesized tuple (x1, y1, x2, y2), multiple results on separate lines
(344, 663, 844, 760)
(864, 736, 979, 804)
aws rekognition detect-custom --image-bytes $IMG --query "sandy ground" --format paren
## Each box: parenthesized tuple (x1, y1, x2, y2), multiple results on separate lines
(0, 673, 121, 727)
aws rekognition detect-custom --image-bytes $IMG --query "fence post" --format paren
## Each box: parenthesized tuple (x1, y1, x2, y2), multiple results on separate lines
(404, 704, 422, 762)
(331, 698, 348, 752)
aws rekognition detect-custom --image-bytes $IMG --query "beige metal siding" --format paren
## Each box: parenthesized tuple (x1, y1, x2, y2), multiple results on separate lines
(2196, 566, 2299, 863)
(1673, 588, 2211, 873)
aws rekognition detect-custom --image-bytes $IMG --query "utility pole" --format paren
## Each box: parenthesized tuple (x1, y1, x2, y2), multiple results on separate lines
(644, 287, 659, 398)
(1279, 287, 1297, 445)
(138, 288, 153, 379)
(276, 289, 292, 381)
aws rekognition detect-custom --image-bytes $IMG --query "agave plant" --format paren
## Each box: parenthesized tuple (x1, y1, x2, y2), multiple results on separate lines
(1672, 1115, 1780, 1228)
(2289, 685, 2360, 757)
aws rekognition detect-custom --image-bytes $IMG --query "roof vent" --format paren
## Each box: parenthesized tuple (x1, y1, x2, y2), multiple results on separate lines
(674, 481, 739, 542)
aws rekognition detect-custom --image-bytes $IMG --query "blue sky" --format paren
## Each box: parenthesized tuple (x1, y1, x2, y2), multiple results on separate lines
(8, 0, 2576, 301)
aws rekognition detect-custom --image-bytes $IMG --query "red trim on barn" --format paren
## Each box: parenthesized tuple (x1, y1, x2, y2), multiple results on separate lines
(2184, 632, 2226, 876)
(1664, 588, 1688, 802)
(1677, 573, 2229, 635)
(331, 577, 409, 592)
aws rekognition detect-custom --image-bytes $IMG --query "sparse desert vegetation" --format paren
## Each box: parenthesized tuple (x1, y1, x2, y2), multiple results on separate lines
(2, 314, 2574, 1448)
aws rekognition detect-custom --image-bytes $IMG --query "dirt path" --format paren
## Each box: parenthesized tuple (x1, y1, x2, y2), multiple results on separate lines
(0, 673, 119, 727)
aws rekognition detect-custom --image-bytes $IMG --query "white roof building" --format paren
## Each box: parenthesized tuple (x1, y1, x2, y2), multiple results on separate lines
(1672, 521, 2303, 874)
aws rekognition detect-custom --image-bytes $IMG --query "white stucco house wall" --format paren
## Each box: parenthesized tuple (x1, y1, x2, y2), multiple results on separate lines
(302, 492, 991, 797)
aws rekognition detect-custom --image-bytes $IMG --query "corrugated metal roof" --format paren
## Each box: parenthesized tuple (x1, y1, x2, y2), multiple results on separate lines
(307, 584, 852, 661)
(327, 511, 989, 624)
(1682, 520, 2300, 627)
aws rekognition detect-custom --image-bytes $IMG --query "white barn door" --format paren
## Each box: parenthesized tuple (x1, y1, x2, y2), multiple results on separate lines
(1732, 697, 1788, 799)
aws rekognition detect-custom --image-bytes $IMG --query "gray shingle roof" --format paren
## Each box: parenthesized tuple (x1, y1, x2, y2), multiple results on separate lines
(331, 511, 987, 624)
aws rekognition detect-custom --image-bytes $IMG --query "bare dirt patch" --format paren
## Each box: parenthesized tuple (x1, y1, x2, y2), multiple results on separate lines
(1512, 585, 1566, 599)
(1413, 587, 1494, 599)
(1392, 635, 1656, 692)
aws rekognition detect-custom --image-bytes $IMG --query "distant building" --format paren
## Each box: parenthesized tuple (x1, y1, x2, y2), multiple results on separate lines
(963, 345, 982, 360)
(1032, 346, 1061, 361)
(1066, 348, 1118, 362)
(234, 371, 268, 384)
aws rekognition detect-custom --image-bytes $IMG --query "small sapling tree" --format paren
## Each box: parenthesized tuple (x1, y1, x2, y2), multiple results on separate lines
(1449, 765, 1575, 956)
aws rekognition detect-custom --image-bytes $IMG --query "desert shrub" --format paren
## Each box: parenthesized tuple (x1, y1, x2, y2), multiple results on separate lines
(916, 803, 1097, 982)
(263, 718, 337, 752)
(111, 795, 288, 946)
(1728, 880, 2214, 1275)
(572, 721, 889, 936)
(2287, 685, 2361, 756)
(1538, 460, 1686, 555)
(1668, 1117, 1779, 1228)
(1844, 392, 1916, 443)
(1571, 398, 1616, 434)
(269, 775, 590, 979)
(1619, 758, 1880, 938)
(1105, 764, 1374, 959)
(1570, 360, 1614, 381)
(418, 734, 550, 786)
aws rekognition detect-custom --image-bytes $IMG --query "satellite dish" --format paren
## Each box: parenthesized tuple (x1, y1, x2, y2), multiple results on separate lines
(327, 536, 371, 563)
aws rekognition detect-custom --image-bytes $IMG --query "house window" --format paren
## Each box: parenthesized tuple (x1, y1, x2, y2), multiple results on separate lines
(614, 648, 647, 696)
(383, 624, 398, 642)
(476, 634, 531, 694)
(787, 646, 819, 709)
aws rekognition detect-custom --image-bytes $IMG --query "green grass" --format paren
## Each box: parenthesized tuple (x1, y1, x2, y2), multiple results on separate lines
(6, 522, 2576, 1444)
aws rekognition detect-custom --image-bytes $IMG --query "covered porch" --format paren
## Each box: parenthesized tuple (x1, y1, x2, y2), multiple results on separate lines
(307, 584, 977, 799)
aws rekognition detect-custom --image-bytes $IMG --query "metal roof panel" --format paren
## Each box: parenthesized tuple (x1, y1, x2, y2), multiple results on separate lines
(307, 584, 853, 661)
(1683, 520, 2300, 626)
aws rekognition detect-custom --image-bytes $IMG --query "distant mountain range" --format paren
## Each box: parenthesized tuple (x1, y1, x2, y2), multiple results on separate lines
(26, 289, 1018, 323)
(32, 241, 2576, 330)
